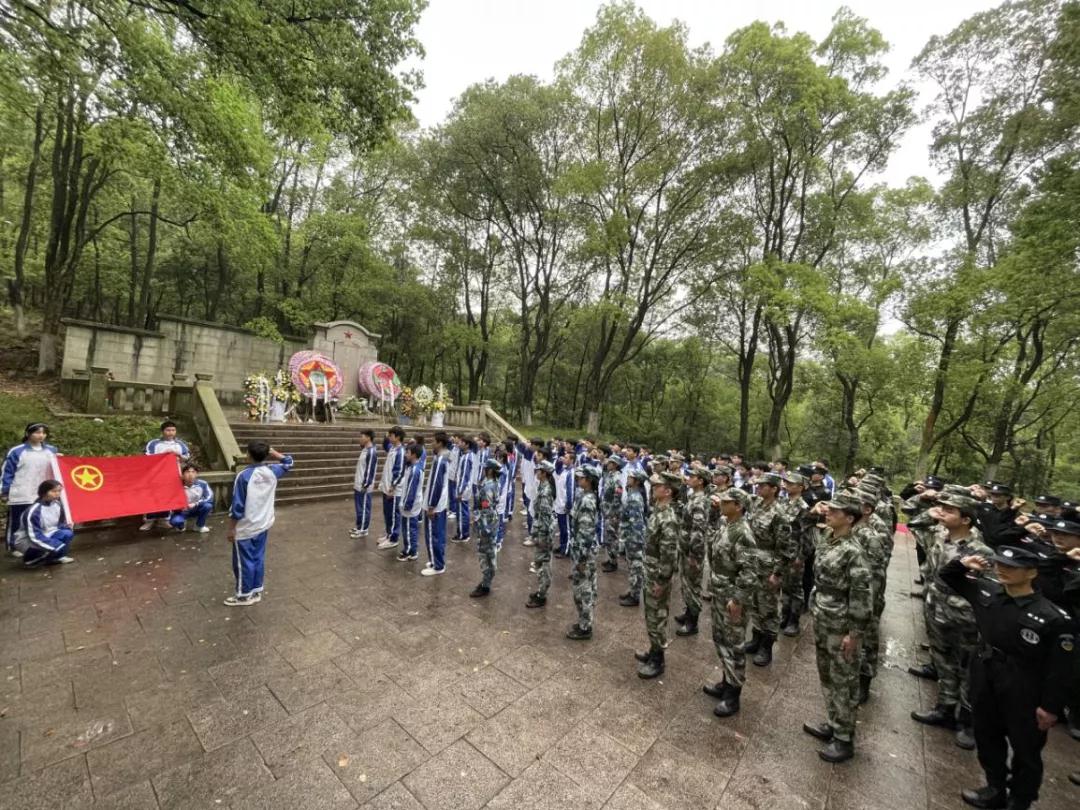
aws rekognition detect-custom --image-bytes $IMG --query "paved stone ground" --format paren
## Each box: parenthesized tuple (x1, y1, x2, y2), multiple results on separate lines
(1, 503, 1077, 810)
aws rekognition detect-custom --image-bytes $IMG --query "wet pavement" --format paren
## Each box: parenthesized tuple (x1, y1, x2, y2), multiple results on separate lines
(1, 505, 1077, 809)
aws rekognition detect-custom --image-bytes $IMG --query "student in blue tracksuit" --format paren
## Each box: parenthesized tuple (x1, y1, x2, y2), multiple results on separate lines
(447, 433, 461, 524)
(396, 443, 425, 562)
(141, 420, 191, 531)
(453, 438, 476, 542)
(226, 441, 293, 606)
(472, 432, 491, 507)
(350, 429, 378, 538)
(21, 479, 75, 567)
(503, 437, 518, 521)
(516, 438, 543, 539)
(422, 432, 451, 576)
(3, 422, 59, 556)
(169, 464, 214, 533)
(554, 448, 576, 557)
(495, 448, 511, 549)
(377, 426, 406, 549)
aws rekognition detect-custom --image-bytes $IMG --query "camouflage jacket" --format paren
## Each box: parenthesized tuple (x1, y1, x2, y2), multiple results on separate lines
(621, 488, 646, 546)
(926, 527, 994, 626)
(709, 515, 760, 604)
(854, 519, 888, 579)
(532, 479, 556, 539)
(683, 489, 709, 550)
(868, 510, 894, 563)
(601, 469, 623, 517)
(781, 496, 813, 557)
(570, 490, 599, 560)
(477, 478, 501, 536)
(749, 497, 796, 575)
(812, 528, 873, 637)
(644, 499, 680, 584)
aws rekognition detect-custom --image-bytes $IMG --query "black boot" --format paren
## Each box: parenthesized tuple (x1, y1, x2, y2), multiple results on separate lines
(802, 721, 833, 741)
(637, 648, 664, 679)
(469, 584, 491, 598)
(673, 610, 690, 625)
(955, 707, 975, 750)
(1067, 708, 1080, 740)
(818, 738, 854, 763)
(1070, 770, 1080, 786)
(675, 614, 698, 637)
(752, 633, 775, 667)
(702, 681, 729, 700)
(713, 685, 741, 717)
(781, 611, 800, 637)
(858, 674, 872, 705)
(911, 703, 958, 728)
(601, 560, 618, 573)
(566, 624, 592, 641)
(960, 785, 1007, 809)
(907, 663, 938, 680)
(525, 592, 546, 609)
(619, 592, 640, 607)
(634, 648, 651, 663)
(779, 606, 791, 632)
(742, 628, 763, 654)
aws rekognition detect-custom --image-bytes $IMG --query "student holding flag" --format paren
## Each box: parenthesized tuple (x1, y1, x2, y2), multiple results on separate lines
(20, 479, 75, 566)
(3, 422, 59, 557)
(140, 420, 191, 531)
(169, 464, 214, 533)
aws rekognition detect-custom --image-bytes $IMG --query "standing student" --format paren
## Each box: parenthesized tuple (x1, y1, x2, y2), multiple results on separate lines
(567, 466, 601, 640)
(396, 443, 425, 562)
(350, 430, 378, 538)
(634, 471, 683, 678)
(20, 480, 75, 566)
(472, 432, 491, 500)
(377, 427, 406, 549)
(422, 433, 450, 576)
(517, 437, 543, 539)
(526, 460, 558, 608)
(503, 437, 518, 522)
(447, 432, 461, 523)
(618, 469, 648, 607)
(470, 459, 502, 598)
(226, 441, 293, 606)
(554, 448, 576, 556)
(169, 464, 214, 533)
(3, 422, 59, 556)
(453, 438, 476, 542)
(140, 420, 191, 531)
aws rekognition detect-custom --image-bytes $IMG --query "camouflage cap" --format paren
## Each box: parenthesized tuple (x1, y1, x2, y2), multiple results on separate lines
(851, 487, 878, 507)
(536, 460, 555, 474)
(712, 464, 735, 479)
(575, 465, 600, 482)
(941, 484, 973, 498)
(628, 468, 649, 483)
(605, 454, 626, 469)
(718, 487, 752, 510)
(756, 472, 783, 488)
(936, 491, 979, 513)
(650, 471, 684, 489)
(781, 471, 808, 487)
(823, 493, 863, 511)
(687, 463, 710, 481)
(483, 459, 503, 473)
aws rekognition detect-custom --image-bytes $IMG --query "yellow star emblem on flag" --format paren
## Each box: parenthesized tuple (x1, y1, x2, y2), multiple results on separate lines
(70, 464, 104, 491)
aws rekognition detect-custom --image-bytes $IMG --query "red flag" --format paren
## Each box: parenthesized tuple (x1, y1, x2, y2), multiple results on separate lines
(52, 455, 188, 523)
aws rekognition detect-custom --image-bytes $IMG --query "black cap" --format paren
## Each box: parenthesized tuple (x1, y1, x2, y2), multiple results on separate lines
(992, 546, 1041, 568)
(988, 482, 1012, 496)
(1049, 519, 1080, 537)
(1034, 494, 1061, 506)
(924, 475, 945, 490)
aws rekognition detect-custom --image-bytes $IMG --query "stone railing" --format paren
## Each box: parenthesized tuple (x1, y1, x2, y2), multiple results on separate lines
(446, 400, 521, 438)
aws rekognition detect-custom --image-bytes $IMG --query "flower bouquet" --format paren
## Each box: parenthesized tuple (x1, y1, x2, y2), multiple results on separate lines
(243, 372, 271, 420)
(430, 383, 451, 427)
(398, 386, 418, 423)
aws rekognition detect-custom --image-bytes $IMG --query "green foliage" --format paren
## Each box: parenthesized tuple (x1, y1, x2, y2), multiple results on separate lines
(0, 394, 167, 458)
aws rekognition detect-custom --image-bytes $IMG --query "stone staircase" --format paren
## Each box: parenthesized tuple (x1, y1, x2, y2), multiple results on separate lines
(228, 422, 445, 506)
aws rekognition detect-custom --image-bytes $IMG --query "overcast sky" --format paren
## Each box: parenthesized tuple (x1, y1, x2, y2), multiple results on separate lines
(409, 0, 1001, 187)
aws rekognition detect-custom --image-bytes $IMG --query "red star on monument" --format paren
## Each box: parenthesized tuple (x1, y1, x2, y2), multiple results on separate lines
(344, 331, 353, 339)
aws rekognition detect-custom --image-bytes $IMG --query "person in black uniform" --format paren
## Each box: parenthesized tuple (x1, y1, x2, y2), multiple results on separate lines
(941, 546, 1076, 810)
(971, 482, 1026, 549)
(1043, 519, 1080, 744)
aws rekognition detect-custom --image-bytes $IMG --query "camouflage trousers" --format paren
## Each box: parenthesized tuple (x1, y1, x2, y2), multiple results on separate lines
(602, 511, 621, 563)
(813, 617, 863, 742)
(533, 530, 553, 597)
(751, 564, 782, 637)
(861, 571, 888, 678)
(926, 613, 979, 709)
(710, 588, 749, 687)
(477, 532, 498, 588)
(677, 531, 705, 619)
(624, 537, 644, 598)
(781, 557, 807, 616)
(911, 527, 933, 579)
(571, 552, 598, 632)
(643, 557, 674, 650)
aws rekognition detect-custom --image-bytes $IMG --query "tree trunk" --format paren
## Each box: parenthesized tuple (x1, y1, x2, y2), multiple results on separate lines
(586, 410, 600, 436)
(127, 202, 138, 325)
(136, 177, 161, 327)
(916, 317, 960, 477)
(12, 104, 45, 338)
(521, 404, 533, 427)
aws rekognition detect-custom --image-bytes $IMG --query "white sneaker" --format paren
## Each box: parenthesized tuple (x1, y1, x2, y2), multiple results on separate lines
(349, 529, 362, 538)
(224, 593, 262, 606)
(156, 519, 171, 529)
(139, 521, 154, 532)
(447, 513, 457, 520)
(519, 509, 527, 516)
(528, 563, 538, 573)
(58, 556, 75, 564)
(421, 567, 445, 577)
(523, 538, 535, 547)
(11, 549, 24, 558)
(197, 526, 210, 534)
(376, 534, 389, 542)
(377, 539, 398, 550)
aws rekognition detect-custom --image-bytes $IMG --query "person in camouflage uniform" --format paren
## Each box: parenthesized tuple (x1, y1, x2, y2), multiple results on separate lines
(526, 461, 558, 608)
(911, 490, 993, 750)
(745, 472, 796, 667)
(674, 465, 709, 637)
(802, 493, 873, 763)
(704, 487, 760, 717)
(780, 471, 813, 636)
(635, 471, 683, 678)
(901, 477, 945, 592)
(600, 455, 624, 572)
(567, 466, 600, 640)
(704, 465, 735, 599)
(619, 469, 648, 607)
(469, 459, 503, 598)
(860, 472, 896, 563)
(851, 485, 891, 705)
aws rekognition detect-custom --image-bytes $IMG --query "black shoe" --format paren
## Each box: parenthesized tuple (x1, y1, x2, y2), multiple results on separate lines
(469, 584, 491, 598)
(525, 592, 546, 609)
(781, 614, 801, 637)
(960, 786, 1007, 809)
(1068, 710, 1080, 741)
(675, 616, 698, 637)
(858, 674, 872, 705)
(907, 663, 938, 681)
(803, 721, 834, 741)
(566, 624, 592, 641)
(914, 575, 925, 585)
(634, 648, 651, 663)
(818, 738, 854, 763)
(713, 685, 741, 718)
(955, 708, 975, 749)
(912, 704, 958, 728)
(618, 592, 640, 607)
(637, 648, 664, 679)
(1069, 770, 1080, 786)
(601, 560, 618, 573)
(702, 681, 730, 700)
(742, 629, 763, 654)
(752, 634, 775, 667)
(1006, 801, 1031, 810)
(673, 610, 690, 625)
(553, 550, 568, 558)
(909, 590, 925, 599)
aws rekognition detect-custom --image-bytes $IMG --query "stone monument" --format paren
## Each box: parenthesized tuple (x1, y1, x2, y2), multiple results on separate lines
(311, 321, 380, 399)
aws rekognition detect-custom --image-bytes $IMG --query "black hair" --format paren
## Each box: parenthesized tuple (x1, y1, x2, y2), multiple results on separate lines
(248, 440, 270, 462)
(530, 437, 544, 447)
(433, 432, 449, 448)
(478, 431, 491, 445)
(406, 443, 422, 460)
(503, 438, 515, 452)
(38, 479, 62, 499)
(361, 429, 375, 441)
(389, 426, 405, 440)
(160, 420, 177, 431)
(23, 422, 48, 441)
(181, 463, 199, 473)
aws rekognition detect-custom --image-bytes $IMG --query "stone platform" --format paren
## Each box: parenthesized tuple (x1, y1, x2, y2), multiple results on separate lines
(1, 505, 1077, 809)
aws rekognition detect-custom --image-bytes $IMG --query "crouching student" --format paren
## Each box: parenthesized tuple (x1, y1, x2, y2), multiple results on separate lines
(22, 480, 75, 566)
(226, 442, 293, 606)
(170, 464, 214, 533)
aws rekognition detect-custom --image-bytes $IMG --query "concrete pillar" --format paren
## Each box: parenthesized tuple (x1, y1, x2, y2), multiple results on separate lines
(87, 367, 109, 413)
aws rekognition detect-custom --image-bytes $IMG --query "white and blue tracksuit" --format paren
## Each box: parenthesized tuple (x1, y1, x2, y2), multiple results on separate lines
(145, 437, 190, 520)
(169, 479, 214, 529)
(21, 499, 73, 566)
(495, 463, 511, 547)
(554, 462, 575, 555)
(516, 443, 537, 534)
(398, 459, 425, 556)
(229, 455, 293, 598)
(447, 444, 460, 518)
(353, 444, 378, 532)
(3, 442, 58, 552)
(424, 450, 450, 570)
(472, 446, 490, 504)
(380, 440, 406, 540)
(455, 449, 475, 539)
(504, 451, 518, 518)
